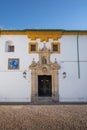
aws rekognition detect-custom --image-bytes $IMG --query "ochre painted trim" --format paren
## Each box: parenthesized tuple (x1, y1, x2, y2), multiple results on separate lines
(0, 31, 63, 42)
(27, 31, 63, 42)
(63, 32, 87, 35)
(28, 42, 38, 53)
(1, 30, 87, 42)
(51, 42, 60, 54)
(1, 31, 25, 35)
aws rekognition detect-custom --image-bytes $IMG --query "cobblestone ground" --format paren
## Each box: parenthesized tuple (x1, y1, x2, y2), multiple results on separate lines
(0, 105, 87, 130)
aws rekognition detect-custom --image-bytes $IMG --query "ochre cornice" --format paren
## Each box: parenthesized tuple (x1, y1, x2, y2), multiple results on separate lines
(0, 31, 62, 42)
(0, 31, 25, 35)
(0, 30, 63, 42)
(26, 31, 63, 42)
(63, 32, 87, 35)
(1, 30, 87, 42)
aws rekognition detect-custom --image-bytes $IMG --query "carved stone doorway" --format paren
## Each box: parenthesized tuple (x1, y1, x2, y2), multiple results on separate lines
(29, 44, 59, 102)
(38, 75, 52, 97)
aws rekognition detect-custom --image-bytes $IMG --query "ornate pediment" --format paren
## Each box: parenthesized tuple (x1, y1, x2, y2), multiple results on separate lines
(29, 44, 59, 74)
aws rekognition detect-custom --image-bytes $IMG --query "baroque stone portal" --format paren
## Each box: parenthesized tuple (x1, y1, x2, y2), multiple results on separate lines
(29, 44, 59, 102)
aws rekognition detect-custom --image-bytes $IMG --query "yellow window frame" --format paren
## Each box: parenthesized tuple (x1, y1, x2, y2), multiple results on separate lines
(28, 42, 38, 53)
(51, 42, 60, 54)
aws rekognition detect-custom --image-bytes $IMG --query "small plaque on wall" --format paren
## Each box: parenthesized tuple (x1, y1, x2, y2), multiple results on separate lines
(8, 58, 19, 69)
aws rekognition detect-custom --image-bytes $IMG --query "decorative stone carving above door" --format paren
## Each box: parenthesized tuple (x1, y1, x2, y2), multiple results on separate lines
(29, 44, 60, 102)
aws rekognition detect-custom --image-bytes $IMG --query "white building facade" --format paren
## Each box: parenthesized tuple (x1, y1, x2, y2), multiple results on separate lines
(0, 29, 87, 103)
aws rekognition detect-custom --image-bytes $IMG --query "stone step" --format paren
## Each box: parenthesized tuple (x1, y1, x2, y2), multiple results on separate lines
(31, 98, 59, 105)
(38, 97, 52, 100)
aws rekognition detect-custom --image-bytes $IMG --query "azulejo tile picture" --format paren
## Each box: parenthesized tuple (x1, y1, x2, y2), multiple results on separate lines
(8, 58, 19, 69)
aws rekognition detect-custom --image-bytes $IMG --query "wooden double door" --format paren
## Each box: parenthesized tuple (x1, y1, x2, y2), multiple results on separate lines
(38, 75, 52, 97)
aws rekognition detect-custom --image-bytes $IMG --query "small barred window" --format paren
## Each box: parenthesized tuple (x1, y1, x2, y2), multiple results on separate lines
(29, 42, 38, 53)
(51, 42, 60, 53)
(5, 41, 15, 52)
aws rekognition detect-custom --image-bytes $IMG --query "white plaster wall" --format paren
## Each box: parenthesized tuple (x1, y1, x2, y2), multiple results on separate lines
(0, 35, 32, 102)
(0, 71, 31, 102)
(79, 36, 87, 61)
(59, 36, 77, 61)
(0, 34, 87, 102)
(59, 62, 87, 102)
(59, 35, 87, 102)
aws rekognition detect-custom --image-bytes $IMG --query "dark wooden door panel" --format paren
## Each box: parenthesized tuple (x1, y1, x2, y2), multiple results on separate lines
(38, 75, 52, 97)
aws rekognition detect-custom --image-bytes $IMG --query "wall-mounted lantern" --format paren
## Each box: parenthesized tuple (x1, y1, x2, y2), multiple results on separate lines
(23, 70, 27, 78)
(62, 72, 66, 78)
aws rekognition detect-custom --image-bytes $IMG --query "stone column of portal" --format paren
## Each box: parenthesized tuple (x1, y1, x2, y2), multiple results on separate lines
(31, 72, 37, 102)
(52, 71, 59, 101)
(52, 73, 55, 98)
(55, 71, 59, 101)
